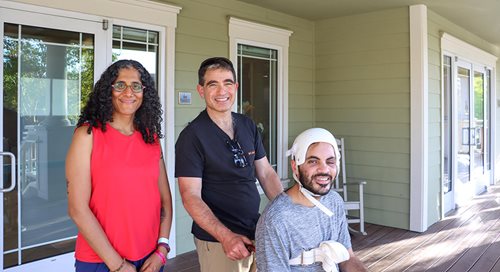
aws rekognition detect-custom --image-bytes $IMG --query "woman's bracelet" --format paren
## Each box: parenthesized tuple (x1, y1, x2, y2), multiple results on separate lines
(154, 250, 167, 265)
(111, 258, 126, 272)
(158, 242, 171, 253)
(157, 237, 169, 244)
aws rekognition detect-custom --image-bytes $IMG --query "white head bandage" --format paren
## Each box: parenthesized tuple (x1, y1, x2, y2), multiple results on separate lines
(286, 128, 341, 216)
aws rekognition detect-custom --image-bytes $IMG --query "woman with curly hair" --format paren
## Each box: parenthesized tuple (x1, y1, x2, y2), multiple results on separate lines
(66, 59, 172, 272)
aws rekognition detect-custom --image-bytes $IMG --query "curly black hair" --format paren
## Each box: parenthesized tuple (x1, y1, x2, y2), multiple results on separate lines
(77, 59, 163, 144)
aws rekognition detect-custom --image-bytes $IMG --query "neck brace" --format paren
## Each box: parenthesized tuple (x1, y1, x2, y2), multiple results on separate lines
(293, 173, 333, 217)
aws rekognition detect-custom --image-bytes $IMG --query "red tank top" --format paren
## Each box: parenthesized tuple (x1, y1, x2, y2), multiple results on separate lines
(75, 123, 161, 262)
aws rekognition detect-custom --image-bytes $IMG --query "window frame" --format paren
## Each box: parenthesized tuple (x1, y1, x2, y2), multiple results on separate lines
(228, 17, 292, 187)
(236, 44, 278, 169)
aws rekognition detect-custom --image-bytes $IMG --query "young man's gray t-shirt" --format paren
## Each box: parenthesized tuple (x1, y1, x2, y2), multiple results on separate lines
(255, 190, 351, 271)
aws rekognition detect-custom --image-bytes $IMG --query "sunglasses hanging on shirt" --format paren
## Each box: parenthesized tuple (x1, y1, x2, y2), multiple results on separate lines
(226, 139, 248, 168)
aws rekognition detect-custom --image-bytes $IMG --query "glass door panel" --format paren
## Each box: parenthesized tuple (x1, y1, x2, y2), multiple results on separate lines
(443, 56, 493, 215)
(1, 8, 106, 269)
(472, 69, 488, 194)
(443, 56, 454, 214)
(485, 70, 491, 174)
(236, 44, 278, 169)
(454, 63, 472, 206)
(473, 71, 484, 175)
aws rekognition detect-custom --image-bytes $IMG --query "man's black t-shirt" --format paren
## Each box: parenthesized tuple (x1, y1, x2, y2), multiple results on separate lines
(175, 110, 266, 241)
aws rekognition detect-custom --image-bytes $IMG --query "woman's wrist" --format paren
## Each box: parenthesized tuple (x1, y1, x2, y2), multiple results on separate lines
(110, 258, 126, 272)
(156, 244, 168, 255)
(154, 250, 167, 265)
(157, 236, 171, 255)
(157, 242, 170, 254)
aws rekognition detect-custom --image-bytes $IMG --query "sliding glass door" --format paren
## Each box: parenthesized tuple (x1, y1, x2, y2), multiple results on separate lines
(443, 57, 492, 214)
(1, 7, 106, 271)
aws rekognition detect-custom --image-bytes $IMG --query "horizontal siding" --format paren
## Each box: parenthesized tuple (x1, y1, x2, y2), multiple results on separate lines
(365, 209, 409, 229)
(344, 136, 410, 153)
(289, 94, 313, 109)
(316, 93, 409, 109)
(289, 81, 315, 95)
(175, 34, 228, 56)
(316, 121, 410, 138)
(316, 19, 408, 40)
(288, 121, 315, 139)
(290, 108, 314, 122)
(289, 65, 314, 82)
(316, 108, 409, 123)
(347, 150, 410, 169)
(316, 33, 409, 54)
(316, 78, 409, 95)
(290, 53, 315, 70)
(348, 164, 409, 184)
(289, 39, 314, 55)
(314, 7, 411, 229)
(316, 62, 409, 81)
(316, 47, 409, 68)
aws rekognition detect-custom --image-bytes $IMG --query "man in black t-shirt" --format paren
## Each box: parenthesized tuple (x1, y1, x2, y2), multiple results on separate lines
(175, 57, 283, 272)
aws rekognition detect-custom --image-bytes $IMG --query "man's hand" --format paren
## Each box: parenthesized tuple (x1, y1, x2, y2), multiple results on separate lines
(220, 232, 253, 261)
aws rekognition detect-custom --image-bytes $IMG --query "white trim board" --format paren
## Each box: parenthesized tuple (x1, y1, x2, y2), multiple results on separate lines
(409, 4, 429, 232)
(441, 33, 498, 68)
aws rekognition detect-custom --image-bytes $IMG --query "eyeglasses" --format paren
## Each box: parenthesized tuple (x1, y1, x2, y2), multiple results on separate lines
(112, 81, 145, 93)
(226, 139, 248, 168)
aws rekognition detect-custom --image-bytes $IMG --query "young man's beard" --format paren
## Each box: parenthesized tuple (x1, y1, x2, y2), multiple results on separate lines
(298, 168, 333, 196)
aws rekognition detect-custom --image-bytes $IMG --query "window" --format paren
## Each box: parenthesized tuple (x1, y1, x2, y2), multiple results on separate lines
(229, 17, 292, 182)
(236, 44, 278, 169)
(112, 25, 159, 87)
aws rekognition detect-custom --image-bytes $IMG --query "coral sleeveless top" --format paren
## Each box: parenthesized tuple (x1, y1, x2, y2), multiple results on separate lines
(75, 124, 161, 262)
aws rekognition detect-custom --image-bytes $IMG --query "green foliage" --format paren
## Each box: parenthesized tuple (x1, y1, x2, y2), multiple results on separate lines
(3, 34, 95, 124)
(474, 75, 484, 120)
(3, 37, 19, 111)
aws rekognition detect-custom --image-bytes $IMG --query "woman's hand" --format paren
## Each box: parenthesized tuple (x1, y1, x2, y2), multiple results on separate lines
(139, 253, 164, 272)
(120, 261, 138, 272)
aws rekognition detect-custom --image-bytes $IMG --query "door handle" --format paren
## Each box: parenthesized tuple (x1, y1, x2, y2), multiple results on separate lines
(1, 151, 17, 192)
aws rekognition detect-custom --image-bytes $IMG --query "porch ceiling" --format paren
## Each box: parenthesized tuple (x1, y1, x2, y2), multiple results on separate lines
(238, 0, 500, 48)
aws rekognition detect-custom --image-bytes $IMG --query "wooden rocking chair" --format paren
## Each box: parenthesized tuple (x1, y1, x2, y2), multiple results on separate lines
(334, 138, 367, 235)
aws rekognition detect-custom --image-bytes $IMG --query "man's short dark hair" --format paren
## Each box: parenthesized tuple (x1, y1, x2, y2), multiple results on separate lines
(198, 57, 237, 85)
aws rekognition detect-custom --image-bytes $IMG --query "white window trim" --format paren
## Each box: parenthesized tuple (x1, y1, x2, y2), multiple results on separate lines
(228, 17, 292, 191)
(441, 33, 498, 68)
(409, 4, 428, 232)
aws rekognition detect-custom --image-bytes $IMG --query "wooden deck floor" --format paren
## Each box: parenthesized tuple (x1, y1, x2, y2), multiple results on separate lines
(165, 184, 500, 272)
